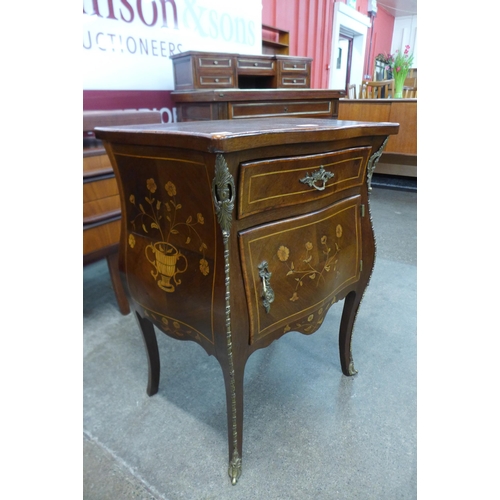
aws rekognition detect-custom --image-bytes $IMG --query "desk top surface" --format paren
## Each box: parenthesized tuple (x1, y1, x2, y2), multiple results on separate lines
(95, 117, 399, 153)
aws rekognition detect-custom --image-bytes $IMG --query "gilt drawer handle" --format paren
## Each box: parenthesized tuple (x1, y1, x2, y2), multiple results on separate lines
(300, 165, 334, 191)
(258, 261, 274, 313)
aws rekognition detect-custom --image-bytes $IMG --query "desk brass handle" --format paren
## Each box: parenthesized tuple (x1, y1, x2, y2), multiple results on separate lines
(258, 261, 274, 313)
(300, 165, 334, 191)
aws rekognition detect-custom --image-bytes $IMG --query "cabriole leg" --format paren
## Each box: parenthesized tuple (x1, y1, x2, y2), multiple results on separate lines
(339, 290, 362, 376)
(135, 311, 160, 396)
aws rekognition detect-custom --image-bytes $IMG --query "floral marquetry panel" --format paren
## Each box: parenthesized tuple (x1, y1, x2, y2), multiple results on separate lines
(239, 195, 362, 344)
(113, 150, 218, 345)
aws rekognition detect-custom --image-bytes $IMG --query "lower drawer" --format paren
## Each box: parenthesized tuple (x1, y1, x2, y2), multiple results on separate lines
(239, 195, 362, 344)
(280, 76, 309, 87)
(198, 75, 234, 87)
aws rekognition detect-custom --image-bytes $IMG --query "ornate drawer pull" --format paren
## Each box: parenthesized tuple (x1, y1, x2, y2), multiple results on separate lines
(213, 60, 219, 65)
(300, 165, 334, 191)
(258, 261, 274, 313)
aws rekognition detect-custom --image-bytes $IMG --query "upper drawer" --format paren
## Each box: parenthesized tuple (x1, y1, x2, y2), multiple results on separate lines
(197, 55, 233, 70)
(279, 60, 309, 73)
(237, 57, 275, 74)
(238, 147, 372, 219)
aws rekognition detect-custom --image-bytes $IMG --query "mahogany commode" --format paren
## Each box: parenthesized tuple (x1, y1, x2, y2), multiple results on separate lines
(95, 117, 398, 484)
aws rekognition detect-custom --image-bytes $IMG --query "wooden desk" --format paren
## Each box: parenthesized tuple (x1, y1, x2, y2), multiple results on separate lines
(338, 98, 417, 177)
(172, 89, 345, 122)
(95, 117, 399, 484)
(171, 51, 312, 90)
(83, 110, 162, 315)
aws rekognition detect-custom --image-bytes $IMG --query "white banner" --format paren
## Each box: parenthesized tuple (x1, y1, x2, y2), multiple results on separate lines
(83, 0, 263, 90)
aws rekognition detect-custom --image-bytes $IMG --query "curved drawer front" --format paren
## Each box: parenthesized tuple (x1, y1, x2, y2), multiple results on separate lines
(239, 195, 362, 344)
(238, 146, 371, 218)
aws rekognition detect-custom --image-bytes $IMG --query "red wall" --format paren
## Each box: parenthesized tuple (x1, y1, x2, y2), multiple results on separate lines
(262, 0, 395, 88)
(365, 5, 395, 79)
(262, 0, 334, 88)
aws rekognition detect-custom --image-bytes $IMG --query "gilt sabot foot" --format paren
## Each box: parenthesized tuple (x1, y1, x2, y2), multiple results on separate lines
(228, 452, 242, 485)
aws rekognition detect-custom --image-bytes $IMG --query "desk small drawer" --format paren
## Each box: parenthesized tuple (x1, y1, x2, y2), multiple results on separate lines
(281, 76, 309, 87)
(279, 60, 309, 72)
(237, 57, 275, 73)
(197, 55, 233, 69)
(238, 147, 371, 219)
(199, 75, 234, 87)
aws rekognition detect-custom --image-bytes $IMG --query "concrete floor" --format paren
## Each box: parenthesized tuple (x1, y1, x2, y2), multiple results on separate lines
(83, 182, 417, 499)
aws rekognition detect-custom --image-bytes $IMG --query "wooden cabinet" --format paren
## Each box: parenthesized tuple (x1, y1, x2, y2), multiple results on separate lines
(338, 99, 417, 177)
(95, 117, 398, 484)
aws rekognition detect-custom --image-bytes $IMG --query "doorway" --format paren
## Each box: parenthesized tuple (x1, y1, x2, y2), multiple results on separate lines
(328, 2, 371, 91)
(336, 34, 353, 93)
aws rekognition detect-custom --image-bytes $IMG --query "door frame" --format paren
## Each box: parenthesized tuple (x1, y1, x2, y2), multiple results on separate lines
(328, 2, 371, 91)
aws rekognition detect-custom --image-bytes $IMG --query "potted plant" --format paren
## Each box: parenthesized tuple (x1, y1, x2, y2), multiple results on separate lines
(385, 45, 414, 98)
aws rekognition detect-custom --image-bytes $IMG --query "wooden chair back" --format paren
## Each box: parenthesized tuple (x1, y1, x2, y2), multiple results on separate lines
(359, 79, 394, 99)
(402, 87, 417, 98)
(346, 83, 357, 99)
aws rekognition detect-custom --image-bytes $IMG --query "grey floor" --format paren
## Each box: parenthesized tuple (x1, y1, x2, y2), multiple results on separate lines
(83, 183, 417, 499)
